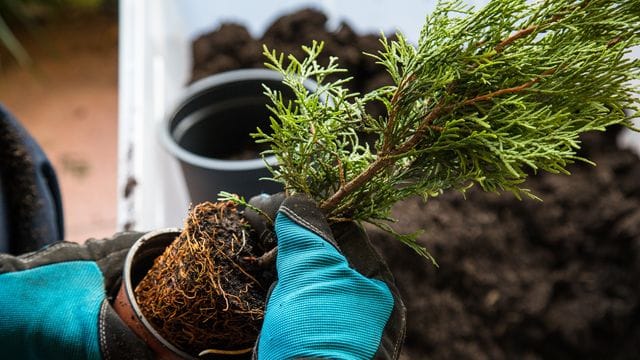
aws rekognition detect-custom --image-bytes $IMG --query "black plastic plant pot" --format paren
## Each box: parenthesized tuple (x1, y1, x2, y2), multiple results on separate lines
(114, 228, 195, 360)
(161, 69, 313, 203)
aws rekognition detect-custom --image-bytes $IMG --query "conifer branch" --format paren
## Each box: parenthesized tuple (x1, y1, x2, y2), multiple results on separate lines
(463, 67, 558, 106)
(256, 0, 640, 258)
(321, 65, 558, 213)
(494, 25, 538, 53)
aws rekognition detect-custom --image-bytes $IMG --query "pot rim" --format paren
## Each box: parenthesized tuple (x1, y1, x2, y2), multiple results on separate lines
(121, 227, 196, 359)
(160, 69, 293, 171)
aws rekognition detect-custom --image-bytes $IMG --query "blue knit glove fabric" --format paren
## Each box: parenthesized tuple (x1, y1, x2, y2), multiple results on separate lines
(0, 261, 103, 360)
(0, 234, 152, 360)
(258, 212, 395, 360)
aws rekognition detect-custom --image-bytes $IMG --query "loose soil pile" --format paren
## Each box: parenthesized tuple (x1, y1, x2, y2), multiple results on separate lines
(192, 9, 640, 359)
(191, 9, 392, 118)
(371, 128, 640, 360)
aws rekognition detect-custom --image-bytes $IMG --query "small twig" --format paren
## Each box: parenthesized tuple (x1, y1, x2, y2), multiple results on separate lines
(382, 73, 415, 152)
(320, 156, 389, 213)
(494, 25, 538, 53)
(397, 99, 448, 154)
(607, 36, 622, 48)
(492, 0, 590, 54)
(463, 67, 557, 106)
(336, 156, 346, 188)
(251, 247, 278, 268)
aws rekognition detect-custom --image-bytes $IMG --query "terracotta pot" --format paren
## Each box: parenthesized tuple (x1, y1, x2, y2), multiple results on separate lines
(113, 228, 196, 360)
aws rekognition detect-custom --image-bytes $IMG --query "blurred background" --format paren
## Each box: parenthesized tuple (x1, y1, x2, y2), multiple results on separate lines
(0, 0, 118, 243)
(1, 1, 639, 358)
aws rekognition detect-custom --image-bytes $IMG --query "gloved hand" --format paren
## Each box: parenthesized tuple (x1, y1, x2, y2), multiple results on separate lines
(246, 194, 406, 360)
(0, 233, 153, 360)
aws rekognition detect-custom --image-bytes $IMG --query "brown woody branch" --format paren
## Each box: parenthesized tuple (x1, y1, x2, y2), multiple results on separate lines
(319, 1, 582, 215)
(319, 100, 447, 213)
(494, 25, 539, 53)
(463, 67, 557, 106)
(491, 0, 590, 55)
(319, 66, 556, 215)
(320, 155, 393, 213)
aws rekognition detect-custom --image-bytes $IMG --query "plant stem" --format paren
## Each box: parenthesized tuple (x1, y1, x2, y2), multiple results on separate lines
(492, 1, 590, 55)
(382, 74, 416, 153)
(320, 64, 557, 215)
(494, 25, 538, 53)
(463, 67, 557, 106)
(320, 155, 393, 213)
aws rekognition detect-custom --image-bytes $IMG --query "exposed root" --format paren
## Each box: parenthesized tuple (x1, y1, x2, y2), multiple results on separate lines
(134, 201, 269, 357)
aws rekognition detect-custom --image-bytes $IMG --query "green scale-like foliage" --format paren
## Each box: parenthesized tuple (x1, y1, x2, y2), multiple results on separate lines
(251, 0, 639, 261)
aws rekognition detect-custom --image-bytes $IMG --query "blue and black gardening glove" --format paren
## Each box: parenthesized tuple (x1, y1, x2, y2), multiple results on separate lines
(247, 194, 407, 360)
(0, 233, 153, 360)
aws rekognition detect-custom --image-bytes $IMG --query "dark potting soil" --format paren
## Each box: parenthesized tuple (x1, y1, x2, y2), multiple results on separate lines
(191, 8, 393, 118)
(191, 9, 640, 359)
(369, 126, 640, 360)
(135, 202, 271, 357)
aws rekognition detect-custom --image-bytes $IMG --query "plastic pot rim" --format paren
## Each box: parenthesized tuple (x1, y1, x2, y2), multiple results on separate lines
(159, 69, 286, 171)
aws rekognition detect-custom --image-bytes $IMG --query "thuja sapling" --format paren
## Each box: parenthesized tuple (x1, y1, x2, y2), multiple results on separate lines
(135, 0, 640, 356)
(253, 0, 640, 263)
